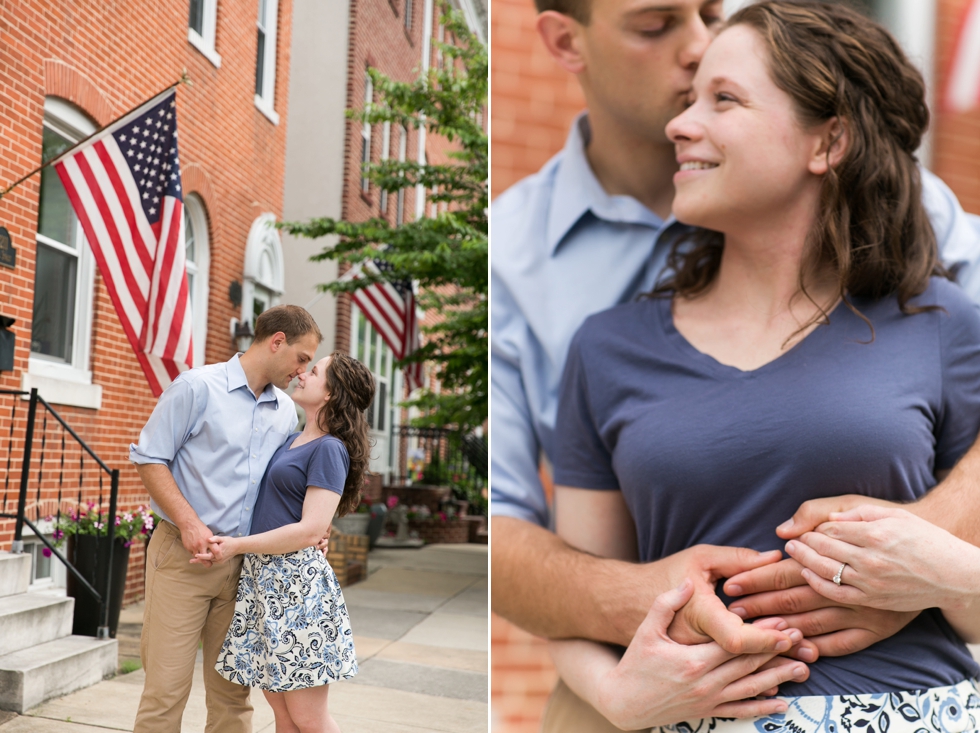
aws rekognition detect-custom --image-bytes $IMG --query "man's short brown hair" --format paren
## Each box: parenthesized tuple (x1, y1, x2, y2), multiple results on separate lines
(253, 305, 323, 344)
(535, 0, 589, 23)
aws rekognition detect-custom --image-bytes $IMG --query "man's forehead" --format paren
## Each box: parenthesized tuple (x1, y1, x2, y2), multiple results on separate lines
(615, 0, 722, 15)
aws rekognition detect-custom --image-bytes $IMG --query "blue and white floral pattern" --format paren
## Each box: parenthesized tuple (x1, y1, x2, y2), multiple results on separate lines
(215, 546, 357, 691)
(654, 679, 980, 733)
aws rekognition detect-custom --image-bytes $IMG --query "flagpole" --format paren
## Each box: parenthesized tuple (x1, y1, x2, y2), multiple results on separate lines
(0, 71, 192, 201)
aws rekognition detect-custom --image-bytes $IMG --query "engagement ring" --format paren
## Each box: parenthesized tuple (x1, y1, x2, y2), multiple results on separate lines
(833, 562, 847, 586)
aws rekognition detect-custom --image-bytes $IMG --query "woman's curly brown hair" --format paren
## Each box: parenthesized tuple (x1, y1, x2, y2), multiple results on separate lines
(316, 352, 375, 517)
(655, 0, 948, 338)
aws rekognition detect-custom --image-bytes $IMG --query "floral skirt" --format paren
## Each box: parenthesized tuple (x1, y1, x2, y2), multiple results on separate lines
(215, 546, 358, 692)
(653, 678, 980, 733)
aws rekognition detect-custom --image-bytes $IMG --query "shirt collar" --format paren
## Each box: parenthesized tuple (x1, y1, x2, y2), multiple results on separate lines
(226, 353, 280, 405)
(547, 113, 668, 256)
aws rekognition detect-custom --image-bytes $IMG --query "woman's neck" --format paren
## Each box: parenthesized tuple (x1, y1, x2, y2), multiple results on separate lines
(298, 408, 328, 442)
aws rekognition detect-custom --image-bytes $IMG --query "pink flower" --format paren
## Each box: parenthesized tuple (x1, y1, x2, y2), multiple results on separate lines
(42, 547, 52, 558)
(438, 511, 447, 522)
(115, 516, 122, 525)
(386, 496, 399, 509)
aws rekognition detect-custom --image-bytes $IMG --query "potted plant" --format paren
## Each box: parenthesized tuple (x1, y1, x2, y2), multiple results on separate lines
(51, 504, 156, 638)
(331, 498, 372, 536)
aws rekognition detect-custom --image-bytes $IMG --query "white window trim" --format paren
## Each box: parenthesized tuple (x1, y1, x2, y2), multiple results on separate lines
(254, 0, 279, 124)
(187, 0, 222, 68)
(350, 305, 400, 480)
(242, 214, 284, 326)
(184, 195, 211, 368)
(27, 98, 101, 410)
(360, 73, 374, 194)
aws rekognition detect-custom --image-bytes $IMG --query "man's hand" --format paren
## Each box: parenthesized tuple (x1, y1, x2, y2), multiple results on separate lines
(191, 535, 240, 565)
(663, 545, 807, 657)
(316, 524, 332, 558)
(590, 580, 809, 730)
(724, 557, 918, 657)
(178, 516, 216, 558)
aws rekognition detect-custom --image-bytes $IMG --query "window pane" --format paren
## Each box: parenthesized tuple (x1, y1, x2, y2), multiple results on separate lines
(38, 128, 77, 248)
(377, 381, 387, 432)
(187, 271, 195, 312)
(405, 0, 413, 29)
(33, 542, 51, 581)
(253, 296, 267, 323)
(255, 29, 266, 96)
(189, 0, 205, 34)
(183, 207, 196, 262)
(363, 321, 373, 376)
(357, 311, 367, 363)
(32, 244, 77, 361)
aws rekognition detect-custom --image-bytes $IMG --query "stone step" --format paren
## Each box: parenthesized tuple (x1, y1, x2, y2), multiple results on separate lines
(0, 593, 74, 657)
(0, 553, 30, 598)
(0, 635, 117, 713)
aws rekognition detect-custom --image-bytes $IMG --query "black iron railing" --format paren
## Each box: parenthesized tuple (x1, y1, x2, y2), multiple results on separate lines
(394, 425, 487, 504)
(0, 388, 119, 639)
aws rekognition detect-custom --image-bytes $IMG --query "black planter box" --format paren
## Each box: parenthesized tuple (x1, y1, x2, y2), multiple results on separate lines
(66, 534, 131, 638)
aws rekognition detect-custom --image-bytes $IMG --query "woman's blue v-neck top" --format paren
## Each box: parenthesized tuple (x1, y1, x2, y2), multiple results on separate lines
(250, 433, 349, 535)
(553, 276, 980, 696)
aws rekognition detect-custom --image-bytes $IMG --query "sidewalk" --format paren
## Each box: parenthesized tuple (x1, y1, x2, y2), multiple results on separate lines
(0, 544, 488, 733)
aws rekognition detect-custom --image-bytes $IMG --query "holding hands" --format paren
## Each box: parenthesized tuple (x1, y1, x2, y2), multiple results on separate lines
(190, 535, 242, 565)
(784, 505, 980, 642)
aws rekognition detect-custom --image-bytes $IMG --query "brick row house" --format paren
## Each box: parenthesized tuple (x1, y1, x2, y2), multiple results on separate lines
(0, 0, 293, 608)
(490, 0, 980, 731)
(281, 0, 486, 483)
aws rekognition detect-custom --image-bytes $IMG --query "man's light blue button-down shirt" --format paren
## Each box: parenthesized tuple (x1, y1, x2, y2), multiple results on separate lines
(129, 354, 298, 537)
(490, 113, 980, 529)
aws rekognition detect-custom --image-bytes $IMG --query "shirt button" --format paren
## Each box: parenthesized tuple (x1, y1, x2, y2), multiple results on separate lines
(252, 480, 256, 484)
(237, 533, 242, 537)
(245, 507, 250, 511)
(252, 454, 257, 458)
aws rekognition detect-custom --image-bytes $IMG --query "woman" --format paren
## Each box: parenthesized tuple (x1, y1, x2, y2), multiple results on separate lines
(198, 351, 374, 733)
(549, 2, 980, 731)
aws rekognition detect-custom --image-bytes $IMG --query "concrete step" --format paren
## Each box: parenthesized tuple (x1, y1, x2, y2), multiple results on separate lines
(0, 593, 73, 657)
(0, 553, 30, 598)
(0, 635, 117, 713)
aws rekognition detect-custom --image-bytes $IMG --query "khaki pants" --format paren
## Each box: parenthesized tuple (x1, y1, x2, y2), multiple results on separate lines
(134, 521, 251, 733)
(541, 679, 652, 733)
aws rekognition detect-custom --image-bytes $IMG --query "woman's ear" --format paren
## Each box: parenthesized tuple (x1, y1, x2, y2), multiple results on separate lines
(809, 117, 849, 175)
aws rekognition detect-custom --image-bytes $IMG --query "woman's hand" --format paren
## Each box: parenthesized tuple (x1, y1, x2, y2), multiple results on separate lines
(786, 505, 980, 618)
(191, 535, 242, 565)
(551, 580, 809, 731)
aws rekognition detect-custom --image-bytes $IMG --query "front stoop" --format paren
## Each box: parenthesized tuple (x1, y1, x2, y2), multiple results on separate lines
(0, 554, 30, 599)
(0, 635, 118, 713)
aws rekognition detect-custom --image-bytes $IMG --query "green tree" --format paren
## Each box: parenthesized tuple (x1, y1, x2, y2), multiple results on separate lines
(281, 5, 487, 432)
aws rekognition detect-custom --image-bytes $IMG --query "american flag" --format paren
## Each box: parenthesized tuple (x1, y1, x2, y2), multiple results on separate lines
(944, 0, 980, 112)
(53, 87, 192, 396)
(348, 259, 424, 391)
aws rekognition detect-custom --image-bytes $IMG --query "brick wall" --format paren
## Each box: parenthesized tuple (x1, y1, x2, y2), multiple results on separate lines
(490, 0, 584, 199)
(933, 0, 980, 215)
(492, 613, 559, 733)
(0, 0, 292, 606)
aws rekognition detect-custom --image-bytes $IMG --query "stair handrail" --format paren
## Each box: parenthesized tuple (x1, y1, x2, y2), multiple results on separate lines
(3, 388, 120, 640)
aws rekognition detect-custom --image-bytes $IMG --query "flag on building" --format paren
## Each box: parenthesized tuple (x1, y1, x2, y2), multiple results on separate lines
(52, 87, 192, 396)
(944, 0, 980, 112)
(347, 259, 424, 391)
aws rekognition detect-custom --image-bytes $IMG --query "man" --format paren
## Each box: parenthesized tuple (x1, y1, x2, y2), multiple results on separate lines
(129, 305, 321, 733)
(490, 0, 980, 729)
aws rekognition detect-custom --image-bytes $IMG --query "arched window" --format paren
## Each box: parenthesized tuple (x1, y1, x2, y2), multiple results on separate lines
(242, 214, 284, 327)
(183, 194, 211, 367)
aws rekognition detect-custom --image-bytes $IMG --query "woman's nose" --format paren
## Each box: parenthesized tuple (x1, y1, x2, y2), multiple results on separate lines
(666, 105, 700, 144)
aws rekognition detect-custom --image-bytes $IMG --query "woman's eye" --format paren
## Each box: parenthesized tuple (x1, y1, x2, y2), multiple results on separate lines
(715, 92, 737, 104)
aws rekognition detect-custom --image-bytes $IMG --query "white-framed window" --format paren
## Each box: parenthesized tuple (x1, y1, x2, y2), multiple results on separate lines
(396, 125, 408, 225)
(183, 194, 211, 368)
(242, 214, 284, 328)
(21, 521, 66, 590)
(351, 306, 402, 480)
(405, 0, 414, 30)
(360, 71, 374, 194)
(188, 0, 222, 68)
(25, 98, 101, 410)
(254, 0, 280, 124)
(380, 121, 392, 214)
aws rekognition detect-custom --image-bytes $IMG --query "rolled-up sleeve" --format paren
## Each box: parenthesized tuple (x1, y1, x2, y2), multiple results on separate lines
(129, 378, 201, 466)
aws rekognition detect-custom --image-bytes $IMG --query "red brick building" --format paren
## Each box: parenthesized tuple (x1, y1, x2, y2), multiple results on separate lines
(0, 0, 293, 605)
(490, 0, 980, 730)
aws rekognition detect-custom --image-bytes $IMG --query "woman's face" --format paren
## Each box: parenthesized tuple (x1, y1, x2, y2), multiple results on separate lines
(665, 25, 827, 233)
(294, 356, 331, 409)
